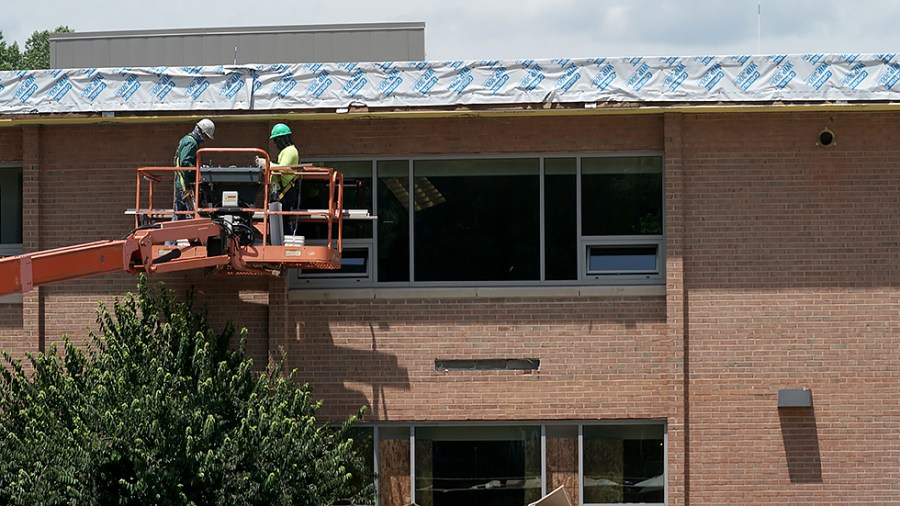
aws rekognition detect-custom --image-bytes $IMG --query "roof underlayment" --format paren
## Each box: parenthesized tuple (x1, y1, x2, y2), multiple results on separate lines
(0, 54, 898, 117)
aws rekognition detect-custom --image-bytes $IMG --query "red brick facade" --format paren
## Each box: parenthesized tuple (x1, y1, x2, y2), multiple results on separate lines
(1, 110, 898, 505)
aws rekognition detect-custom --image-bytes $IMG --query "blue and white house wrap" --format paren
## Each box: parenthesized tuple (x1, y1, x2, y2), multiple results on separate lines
(1, 53, 898, 114)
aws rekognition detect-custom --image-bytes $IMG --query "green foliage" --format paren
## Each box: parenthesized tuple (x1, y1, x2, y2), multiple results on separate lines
(21, 26, 72, 70)
(0, 26, 72, 70)
(0, 31, 22, 71)
(0, 276, 373, 505)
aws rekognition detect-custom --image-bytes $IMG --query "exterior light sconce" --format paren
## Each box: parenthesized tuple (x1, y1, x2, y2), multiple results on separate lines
(778, 387, 813, 408)
(817, 128, 836, 147)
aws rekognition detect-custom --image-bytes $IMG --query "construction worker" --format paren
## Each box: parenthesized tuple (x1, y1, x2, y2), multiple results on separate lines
(256, 123, 300, 234)
(173, 118, 215, 221)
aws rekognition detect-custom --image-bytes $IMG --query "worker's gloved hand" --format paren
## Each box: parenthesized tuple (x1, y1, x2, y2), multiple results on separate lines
(255, 156, 267, 169)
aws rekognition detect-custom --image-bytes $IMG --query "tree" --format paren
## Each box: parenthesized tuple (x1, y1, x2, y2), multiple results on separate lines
(21, 26, 72, 70)
(0, 31, 22, 71)
(0, 26, 72, 70)
(0, 276, 374, 505)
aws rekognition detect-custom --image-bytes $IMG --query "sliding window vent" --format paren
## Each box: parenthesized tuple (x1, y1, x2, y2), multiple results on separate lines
(435, 358, 540, 371)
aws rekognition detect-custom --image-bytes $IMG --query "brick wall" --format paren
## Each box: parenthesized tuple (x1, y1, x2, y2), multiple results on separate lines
(284, 296, 669, 421)
(0, 110, 898, 505)
(297, 114, 664, 156)
(681, 112, 900, 505)
(0, 127, 22, 162)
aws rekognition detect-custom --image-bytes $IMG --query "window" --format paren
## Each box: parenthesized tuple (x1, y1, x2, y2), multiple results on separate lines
(581, 157, 663, 237)
(579, 156, 663, 283)
(586, 243, 662, 276)
(376, 160, 410, 282)
(0, 166, 23, 257)
(413, 159, 540, 282)
(357, 422, 665, 506)
(295, 243, 373, 285)
(415, 426, 542, 506)
(582, 425, 665, 505)
(294, 154, 664, 287)
(544, 158, 578, 281)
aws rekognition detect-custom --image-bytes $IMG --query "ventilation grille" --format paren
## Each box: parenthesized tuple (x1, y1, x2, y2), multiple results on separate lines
(435, 358, 540, 371)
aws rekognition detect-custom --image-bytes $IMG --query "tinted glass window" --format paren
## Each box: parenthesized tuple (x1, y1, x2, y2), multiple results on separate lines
(544, 158, 577, 280)
(588, 246, 658, 274)
(303, 160, 373, 240)
(0, 168, 22, 244)
(583, 425, 664, 504)
(377, 160, 410, 282)
(581, 157, 662, 236)
(415, 426, 542, 506)
(413, 159, 540, 282)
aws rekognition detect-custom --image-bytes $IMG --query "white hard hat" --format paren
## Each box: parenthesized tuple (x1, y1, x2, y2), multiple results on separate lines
(196, 118, 215, 139)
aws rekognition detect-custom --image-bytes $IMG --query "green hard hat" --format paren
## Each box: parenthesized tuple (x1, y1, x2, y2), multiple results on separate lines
(270, 123, 292, 139)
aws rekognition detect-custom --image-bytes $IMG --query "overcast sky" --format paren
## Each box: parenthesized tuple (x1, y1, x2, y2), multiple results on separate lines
(2, 0, 899, 61)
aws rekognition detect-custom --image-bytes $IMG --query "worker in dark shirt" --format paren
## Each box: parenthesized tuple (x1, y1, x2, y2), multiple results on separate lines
(173, 118, 215, 220)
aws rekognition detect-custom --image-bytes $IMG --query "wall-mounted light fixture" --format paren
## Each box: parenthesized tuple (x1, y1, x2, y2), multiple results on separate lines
(778, 387, 813, 408)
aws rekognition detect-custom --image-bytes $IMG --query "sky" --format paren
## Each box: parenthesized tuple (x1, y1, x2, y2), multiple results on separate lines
(2, 0, 899, 61)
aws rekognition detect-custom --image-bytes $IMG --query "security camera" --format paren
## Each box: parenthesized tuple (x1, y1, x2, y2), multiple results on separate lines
(817, 128, 835, 147)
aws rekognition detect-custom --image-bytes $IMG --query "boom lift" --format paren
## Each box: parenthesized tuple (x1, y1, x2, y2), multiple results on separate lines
(0, 148, 344, 297)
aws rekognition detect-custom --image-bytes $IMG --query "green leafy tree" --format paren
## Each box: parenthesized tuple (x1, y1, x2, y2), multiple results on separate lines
(0, 276, 374, 505)
(0, 26, 72, 70)
(0, 31, 22, 70)
(21, 26, 72, 70)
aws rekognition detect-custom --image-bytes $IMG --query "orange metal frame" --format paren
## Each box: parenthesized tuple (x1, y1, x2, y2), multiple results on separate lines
(0, 148, 345, 297)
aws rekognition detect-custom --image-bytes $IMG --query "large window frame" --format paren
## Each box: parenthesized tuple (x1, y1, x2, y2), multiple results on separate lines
(292, 153, 664, 289)
(354, 421, 667, 506)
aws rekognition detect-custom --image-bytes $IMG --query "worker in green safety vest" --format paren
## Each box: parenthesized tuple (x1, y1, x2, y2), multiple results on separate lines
(257, 123, 300, 235)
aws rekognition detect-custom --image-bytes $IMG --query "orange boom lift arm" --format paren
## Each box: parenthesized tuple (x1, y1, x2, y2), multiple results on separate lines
(0, 148, 345, 297)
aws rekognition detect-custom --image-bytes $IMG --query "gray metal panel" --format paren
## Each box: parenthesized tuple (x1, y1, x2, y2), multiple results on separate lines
(49, 23, 425, 68)
(109, 39, 128, 68)
(314, 31, 334, 63)
(237, 34, 259, 65)
(348, 31, 372, 62)
(291, 32, 316, 63)
(201, 36, 218, 66)
(332, 30, 352, 62)
(146, 37, 166, 67)
(183, 38, 202, 66)
(165, 37, 181, 67)
(256, 33, 277, 64)
(129, 39, 144, 68)
(92, 39, 111, 68)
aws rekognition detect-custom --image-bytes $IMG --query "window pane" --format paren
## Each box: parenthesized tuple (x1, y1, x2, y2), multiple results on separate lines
(544, 158, 577, 280)
(413, 159, 540, 282)
(581, 157, 662, 236)
(301, 247, 369, 277)
(0, 168, 23, 244)
(303, 160, 373, 240)
(377, 160, 410, 282)
(583, 425, 664, 504)
(587, 246, 658, 274)
(415, 426, 542, 506)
